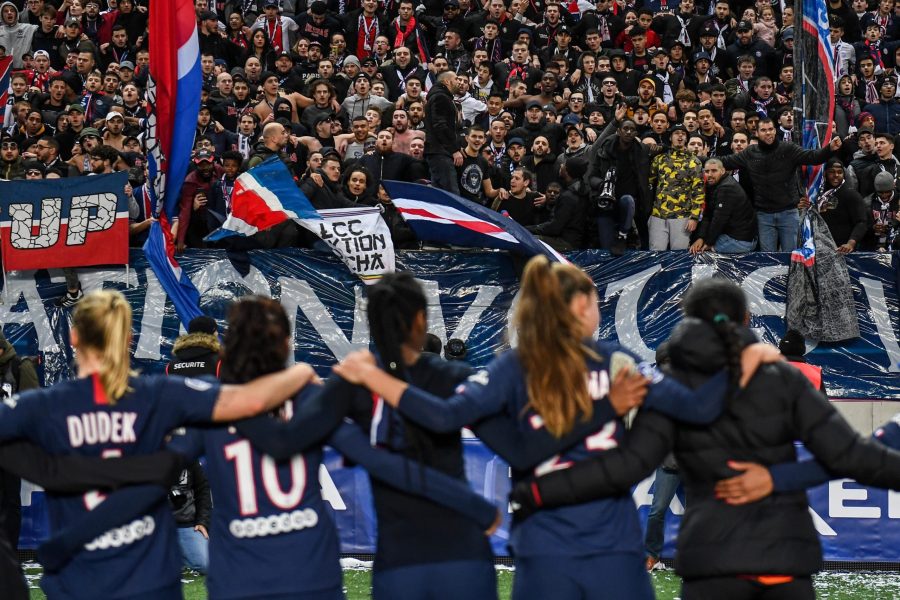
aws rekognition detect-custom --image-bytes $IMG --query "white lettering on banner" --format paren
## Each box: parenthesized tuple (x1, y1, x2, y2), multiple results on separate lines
(279, 278, 369, 362)
(740, 265, 788, 344)
(603, 265, 661, 362)
(0, 273, 59, 353)
(809, 507, 838, 536)
(300, 208, 395, 282)
(319, 464, 346, 510)
(8, 199, 61, 249)
(191, 259, 272, 299)
(134, 269, 167, 361)
(76, 268, 139, 293)
(66, 193, 119, 245)
(829, 479, 881, 518)
(889, 490, 900, 518)
(417, 280, 502, 347)
(859, 277, 900, 373)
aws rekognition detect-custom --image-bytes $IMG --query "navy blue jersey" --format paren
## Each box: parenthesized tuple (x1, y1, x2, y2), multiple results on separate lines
(0, 374, 219, 599)
(397, 340, 705, 559)
(171, 391, 342, 599)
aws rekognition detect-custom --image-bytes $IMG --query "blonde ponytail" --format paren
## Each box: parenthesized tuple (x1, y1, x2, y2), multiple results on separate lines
(72, 290, 135, 403)
(515, 256, 597, 437)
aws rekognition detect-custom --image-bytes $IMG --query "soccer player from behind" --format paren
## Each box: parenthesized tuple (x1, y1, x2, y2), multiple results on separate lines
(0, 290, 319, 599)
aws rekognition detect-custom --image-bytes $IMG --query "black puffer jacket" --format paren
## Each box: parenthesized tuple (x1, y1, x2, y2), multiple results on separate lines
(519, 318, 900, 578)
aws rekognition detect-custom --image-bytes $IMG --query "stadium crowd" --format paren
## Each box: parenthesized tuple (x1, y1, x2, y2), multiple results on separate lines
(0, 0, 898, 271)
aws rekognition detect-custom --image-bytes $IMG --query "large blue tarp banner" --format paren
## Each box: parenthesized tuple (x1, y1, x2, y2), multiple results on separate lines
(7, 249, 900, 560)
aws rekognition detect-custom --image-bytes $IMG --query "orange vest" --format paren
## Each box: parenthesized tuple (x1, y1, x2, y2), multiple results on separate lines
(788, 360, 823, 391)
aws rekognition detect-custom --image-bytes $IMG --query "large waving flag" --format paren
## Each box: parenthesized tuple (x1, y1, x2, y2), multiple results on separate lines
(142, 0, 204, 329)
(796, 0, 835, 206)
(382, 180, 564, 262)
(205, 156, 322, 241)
(207, 157, 395, 283)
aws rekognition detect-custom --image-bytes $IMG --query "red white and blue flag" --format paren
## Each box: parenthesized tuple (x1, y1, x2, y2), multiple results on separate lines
(205, 156, 321, 241)
(797, 0, 835, 206)
(0, 56, 13, 129)
(141, 0, 204, 328)
(382, 180, 565, 262)
(791, 212, 816, 267)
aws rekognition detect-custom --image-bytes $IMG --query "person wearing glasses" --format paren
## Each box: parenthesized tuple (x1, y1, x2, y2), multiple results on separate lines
(22, 159, 44, 180)
(0, 137, 24, 180)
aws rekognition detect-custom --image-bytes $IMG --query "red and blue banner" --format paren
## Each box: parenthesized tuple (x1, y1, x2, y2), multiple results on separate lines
(797, 0, 836, 204)
(0, 56, 12, 129)
(205, 156, 321, 241)
(384, 180, 563, 262)
(143, 0, 204, 329)
(0, 172, 129, 271)
(791, 211, 816, 267)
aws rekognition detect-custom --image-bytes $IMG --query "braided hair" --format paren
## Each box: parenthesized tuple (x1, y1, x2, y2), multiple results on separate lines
(366, 272, 427, 382)
(681, 278, 748, 391)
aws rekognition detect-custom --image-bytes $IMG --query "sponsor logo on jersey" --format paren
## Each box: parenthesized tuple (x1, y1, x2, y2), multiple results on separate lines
(85, 516, 155, 551)
(228, 508, 319, 539)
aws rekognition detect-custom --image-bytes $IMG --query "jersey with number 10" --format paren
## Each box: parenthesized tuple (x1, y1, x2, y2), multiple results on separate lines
(172, 391, 342, 599)
(0, 374, 220, 599)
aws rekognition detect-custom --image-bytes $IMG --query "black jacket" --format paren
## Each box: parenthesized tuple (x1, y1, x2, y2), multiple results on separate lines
(165, 332, 220, 377)
(819, 184, 869, 246)
(721, 139, 833, 213)
(697, 175, 757, 244)
(423, 83, 461, 157)
(586, 120, 652, 217)
(520, 318, 900, 578)
(527, 180, 587, 249)
(168, 461, 212, 529)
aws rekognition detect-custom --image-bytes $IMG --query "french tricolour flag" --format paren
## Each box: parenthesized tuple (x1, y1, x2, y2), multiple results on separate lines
(205, 156, 321, 241)
(382, 181, 565, 262)
(142, 0, 204, 329)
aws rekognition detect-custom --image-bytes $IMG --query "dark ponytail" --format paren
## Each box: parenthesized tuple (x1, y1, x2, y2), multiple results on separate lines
(682, 278, 748, 391)
(365, 272, 427, 381)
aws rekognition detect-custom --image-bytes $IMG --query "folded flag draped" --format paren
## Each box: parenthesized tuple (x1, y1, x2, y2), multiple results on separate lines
(381, 180, 564, 262)
(0, 56, 13, 129)
(206, 156, 395, 283)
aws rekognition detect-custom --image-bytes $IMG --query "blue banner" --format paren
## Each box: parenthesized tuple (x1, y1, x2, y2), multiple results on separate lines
(6, 249, 900, 561)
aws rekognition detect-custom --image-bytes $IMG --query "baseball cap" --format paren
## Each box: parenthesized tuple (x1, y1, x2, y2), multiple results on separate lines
(264, 0, 280, 7)
(33, 50, 50, 60)
(693, 51, 712, 63)
(188, 316, 218, 335)
(562, 113, 580, 127)
(119, 60, 135, 71)
(507, 137, 525, 147)
(313, 112, 335, 126)
(525, 99, 543, 110)
(78, 127, 101, 139)
(670, 123, 687, 134)
(105, 112, 125, 122)
(736, 20, 752, 31)
(557, 25, 570, 35)
(543, 104, 557, 114)
(67, 103, 85, 114)
(193, 149, 215, 163)
(199, 10, 217, 20)
(782, 27, 794, 40)
(361, 57, 377, 66)
(65, 17, 82, 27)
(277, 51, 294, 61)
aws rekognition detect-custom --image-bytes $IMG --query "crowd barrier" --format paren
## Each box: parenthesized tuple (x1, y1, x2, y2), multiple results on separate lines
(6, 248, 900, 560)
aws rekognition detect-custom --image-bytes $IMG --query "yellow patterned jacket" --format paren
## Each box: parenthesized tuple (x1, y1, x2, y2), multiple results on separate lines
(649, 148, 705, 220)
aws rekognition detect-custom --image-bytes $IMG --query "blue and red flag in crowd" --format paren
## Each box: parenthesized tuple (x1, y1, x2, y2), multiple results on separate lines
(797, 0, 836, 206)
(0, 56, 13, 129)
(791, 212, 816, 267)
(142, 0, 204, 328)
(205, 156, 321, 242)
(382, 180, 565, 262)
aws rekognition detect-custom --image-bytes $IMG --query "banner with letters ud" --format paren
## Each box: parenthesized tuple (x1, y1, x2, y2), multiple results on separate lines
(6, 248, 900, 561)
(0, 172, 130, 272)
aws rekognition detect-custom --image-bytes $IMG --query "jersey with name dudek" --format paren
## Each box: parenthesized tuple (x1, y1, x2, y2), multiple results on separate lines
(171, 390, 342, 599)
(0, 374, 220, 599)
(458, 341, 652, 559)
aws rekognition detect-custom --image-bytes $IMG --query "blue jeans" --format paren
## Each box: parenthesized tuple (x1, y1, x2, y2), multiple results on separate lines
(177, 526, 209, 573)
(644, 467, 681, 560)
(757, 208, 800, 252)
(714, 234, 757, 253)
(597, 194, 636, 249)
(426, 153, 460, 196)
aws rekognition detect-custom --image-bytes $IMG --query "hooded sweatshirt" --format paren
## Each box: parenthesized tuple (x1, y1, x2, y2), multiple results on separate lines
(0, 3, 37, 69)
